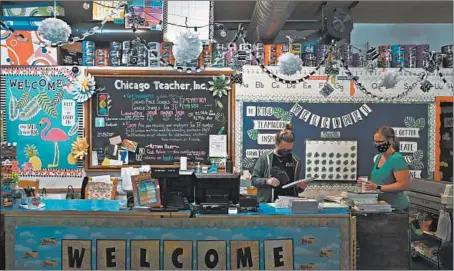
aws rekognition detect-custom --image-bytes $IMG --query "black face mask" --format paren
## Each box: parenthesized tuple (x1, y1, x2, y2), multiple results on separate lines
(376, 141, 390, 153)
(277, 149, 292, 157)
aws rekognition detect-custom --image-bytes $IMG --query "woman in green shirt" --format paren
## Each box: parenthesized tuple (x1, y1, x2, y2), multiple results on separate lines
(363, 126, 410, 211)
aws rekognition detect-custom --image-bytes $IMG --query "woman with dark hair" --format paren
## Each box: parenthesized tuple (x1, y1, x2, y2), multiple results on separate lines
(363, 126, 410, 211)
(251, 123, 307, 203)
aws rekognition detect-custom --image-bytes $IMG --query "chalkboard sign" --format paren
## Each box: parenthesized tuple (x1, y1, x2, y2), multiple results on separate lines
(86, 70, 234, 170)
(239, 101, 429, 180)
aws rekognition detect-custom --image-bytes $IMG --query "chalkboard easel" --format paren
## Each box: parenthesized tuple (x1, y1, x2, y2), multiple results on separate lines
(84, 69, 235, 172)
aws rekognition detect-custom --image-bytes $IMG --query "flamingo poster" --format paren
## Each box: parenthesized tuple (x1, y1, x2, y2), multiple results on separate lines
(2, 67, 80, 171)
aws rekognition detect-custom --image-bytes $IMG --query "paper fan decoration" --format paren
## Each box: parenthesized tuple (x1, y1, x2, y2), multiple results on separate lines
(208, 75, 231, 98)
(377, 71, 400, 90)
(71, 137, 89, 160)
(278, 52, 303, 76)
(72, 73, 96, 102)
(37, 18, 72, 44)
(172, 30, 203, 64)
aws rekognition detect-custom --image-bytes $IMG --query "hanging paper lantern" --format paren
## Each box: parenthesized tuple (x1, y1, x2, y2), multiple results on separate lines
(72, 73, 96, 102)
(172, 31, 203, 64)
(278, 52, 303, 76)
(376, 71, 400, 90)
(37, 18, 71, 44)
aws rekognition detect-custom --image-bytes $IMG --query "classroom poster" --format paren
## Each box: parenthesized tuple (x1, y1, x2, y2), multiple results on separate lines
(2, 67, 79, 171)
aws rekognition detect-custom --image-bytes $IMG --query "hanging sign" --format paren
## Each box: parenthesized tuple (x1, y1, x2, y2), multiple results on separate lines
(392, 127, 420, 138)
(257, 134, 277, 145)
(400, 141, 418, 153)
(245, 149, 272, 158)
(410, 170, 422, 178)
(253, 120, 288, 130)
(291, 103, 373, 130)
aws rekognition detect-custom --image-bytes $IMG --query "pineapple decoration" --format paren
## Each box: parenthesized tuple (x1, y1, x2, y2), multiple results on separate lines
(25, 145, 42, 171)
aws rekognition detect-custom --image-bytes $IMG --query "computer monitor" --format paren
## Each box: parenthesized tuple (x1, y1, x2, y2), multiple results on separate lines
(194, 173, 240, 205)
(151, 168, 194, 209)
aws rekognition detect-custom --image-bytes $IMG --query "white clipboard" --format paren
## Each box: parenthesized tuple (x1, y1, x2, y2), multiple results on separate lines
(282, 177, 317, 189)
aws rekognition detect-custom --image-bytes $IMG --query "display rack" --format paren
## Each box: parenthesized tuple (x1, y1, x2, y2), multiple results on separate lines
(0, 142, 18, 206)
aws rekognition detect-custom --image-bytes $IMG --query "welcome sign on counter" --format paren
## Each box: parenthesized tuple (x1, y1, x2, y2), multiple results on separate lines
(86, 70, 233, 169)
(13, 224, 348, 270)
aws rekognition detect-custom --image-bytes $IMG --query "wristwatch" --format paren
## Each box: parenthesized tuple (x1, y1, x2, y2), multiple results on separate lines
(377, 185, 382, 192)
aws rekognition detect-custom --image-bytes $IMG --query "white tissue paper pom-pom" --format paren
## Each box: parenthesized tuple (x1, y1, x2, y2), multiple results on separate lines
(38, 17, 72, 44)
(172, 31, 203, 64)
(278, 52, 303, 76)
(377, 71, 400, 90)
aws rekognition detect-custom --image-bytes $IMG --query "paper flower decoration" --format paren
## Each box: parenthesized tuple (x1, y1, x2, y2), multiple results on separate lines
(37, 18, 72, 44)
(208, 75, 231, 98)
(172, 31, 203, 64)
(71, 137, 89, 160)
(278, 52, 303, 76)
(377, 71, 400, 90)
(72, 73, 96, 102)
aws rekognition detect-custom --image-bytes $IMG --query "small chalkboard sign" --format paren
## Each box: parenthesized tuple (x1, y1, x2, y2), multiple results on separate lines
(85, 69, 234, 170)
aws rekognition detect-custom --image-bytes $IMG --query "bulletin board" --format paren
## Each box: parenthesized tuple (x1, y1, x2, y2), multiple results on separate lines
(236, 98, 434, 180)
(0, 67, 84, 177)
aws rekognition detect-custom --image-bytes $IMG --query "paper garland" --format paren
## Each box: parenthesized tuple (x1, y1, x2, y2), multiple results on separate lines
(289, 103, 372, 129)
(19, 168, 83, 177)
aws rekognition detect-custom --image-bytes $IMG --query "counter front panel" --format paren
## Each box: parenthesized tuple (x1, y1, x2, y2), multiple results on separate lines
(5, 210, 354, 270)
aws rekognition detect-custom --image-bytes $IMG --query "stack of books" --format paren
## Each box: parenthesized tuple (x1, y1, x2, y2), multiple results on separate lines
(353, 201, 393, 213)
(347, 191, 379, 204)
(289, 198, 320, 214)
(274, 196, 320, 213)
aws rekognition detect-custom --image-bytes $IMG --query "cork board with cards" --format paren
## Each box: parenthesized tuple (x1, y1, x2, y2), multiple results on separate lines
(305, 140, 358, 181)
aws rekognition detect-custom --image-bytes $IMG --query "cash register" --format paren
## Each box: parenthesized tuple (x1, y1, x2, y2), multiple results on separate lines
(151, 168, 193, 210)
(194, 173, 240, 214)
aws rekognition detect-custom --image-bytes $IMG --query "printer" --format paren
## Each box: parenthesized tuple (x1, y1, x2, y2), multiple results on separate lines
(407, 179, 453, 212)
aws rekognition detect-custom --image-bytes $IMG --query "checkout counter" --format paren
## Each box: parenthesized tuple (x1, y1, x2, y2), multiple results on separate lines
(2, 173, 356, 270)
(8, 175, 450, 270)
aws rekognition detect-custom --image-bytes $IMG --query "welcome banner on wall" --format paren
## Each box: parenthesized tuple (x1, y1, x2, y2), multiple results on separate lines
(1, 67, 82, 173)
